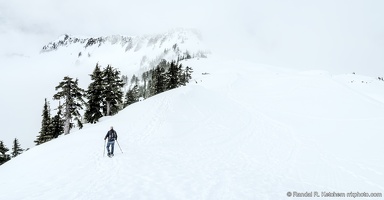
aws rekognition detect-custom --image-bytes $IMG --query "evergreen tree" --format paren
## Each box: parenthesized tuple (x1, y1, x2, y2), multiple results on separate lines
(185, 51, 192, 59)
(141, 71, 150, 98)
(183, 66, 193, 85)
(0, 141, 11, 165)
(122, 75, 128, 86)
(124, 85, 139, 107)
(50, 104, 64, 138)
(166, 61, 181, 90)
(11, 138, 23, 158)
(130, 74, 139, 87)
(102, 65, 124, 116)
(147, 78, 153, 98)
(151, 63, 167, 96)
(137, 85, 145, 100)
(84, 64, 104, 123)
(179, 66, 186, 86)
(53, 76, 85, 135)
(35, 98, 53, 145)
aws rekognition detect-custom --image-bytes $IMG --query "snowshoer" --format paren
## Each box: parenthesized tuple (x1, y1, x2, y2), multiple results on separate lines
(104, 126, 118, 157)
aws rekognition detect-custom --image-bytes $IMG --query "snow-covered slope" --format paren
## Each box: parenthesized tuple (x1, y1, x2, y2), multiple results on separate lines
(0, 56, 383, 199)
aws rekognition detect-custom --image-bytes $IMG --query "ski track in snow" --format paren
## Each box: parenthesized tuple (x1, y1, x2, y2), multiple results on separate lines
(1, 57, 384, 199)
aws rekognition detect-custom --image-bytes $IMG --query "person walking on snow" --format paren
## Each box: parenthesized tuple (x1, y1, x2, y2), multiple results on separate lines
(104, 126, 118, 157)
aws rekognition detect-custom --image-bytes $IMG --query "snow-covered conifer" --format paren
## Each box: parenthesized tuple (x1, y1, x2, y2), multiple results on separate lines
(53, 76, 85, 134)
(102, 65, 124, 116)
(85, 63, 104, 123)
(11, 138, 23, 158)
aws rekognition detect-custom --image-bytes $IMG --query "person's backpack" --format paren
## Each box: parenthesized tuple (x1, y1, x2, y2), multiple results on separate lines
(109, 130, 117, 141)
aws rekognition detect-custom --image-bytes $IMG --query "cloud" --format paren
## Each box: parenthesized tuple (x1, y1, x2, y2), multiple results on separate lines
(1, 0, 384, 75)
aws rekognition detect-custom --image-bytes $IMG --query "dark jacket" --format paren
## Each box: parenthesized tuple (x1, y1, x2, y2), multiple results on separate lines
(105, 129, 117, 142)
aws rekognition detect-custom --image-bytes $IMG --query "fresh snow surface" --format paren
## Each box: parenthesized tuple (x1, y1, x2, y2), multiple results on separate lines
(1, 56, 384, 199)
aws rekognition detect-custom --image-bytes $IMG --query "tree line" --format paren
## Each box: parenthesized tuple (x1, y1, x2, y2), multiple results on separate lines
(34, 64, 125, 145)
(0, 138, 24, 166)
(1, 60, 193, 165)
(125, 59, 193, 104)
(34, 60, 193, 146)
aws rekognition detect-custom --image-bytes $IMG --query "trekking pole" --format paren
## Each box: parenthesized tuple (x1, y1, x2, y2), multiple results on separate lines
(103, 140, 106, 157)
(116, 140, 123, 154)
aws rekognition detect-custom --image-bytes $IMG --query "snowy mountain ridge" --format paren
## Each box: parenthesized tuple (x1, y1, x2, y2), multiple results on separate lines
(41, 29, 209, 71)
(42, 29, 203, 52)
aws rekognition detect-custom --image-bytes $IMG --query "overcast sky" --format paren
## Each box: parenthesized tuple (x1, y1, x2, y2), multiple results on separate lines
(1, 0, 384, 75)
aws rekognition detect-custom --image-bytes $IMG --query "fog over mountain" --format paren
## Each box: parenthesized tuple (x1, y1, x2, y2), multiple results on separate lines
(1, 0, 384, 76)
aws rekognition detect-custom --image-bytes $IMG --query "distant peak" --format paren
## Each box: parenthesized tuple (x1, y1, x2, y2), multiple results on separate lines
(40, 29, 210, 70)
(41, 29, 204, 53)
